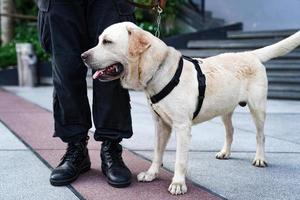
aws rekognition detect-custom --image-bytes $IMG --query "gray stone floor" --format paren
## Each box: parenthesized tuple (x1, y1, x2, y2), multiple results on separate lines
(3, 86, 300, 200)
(0, 122, 79, 200)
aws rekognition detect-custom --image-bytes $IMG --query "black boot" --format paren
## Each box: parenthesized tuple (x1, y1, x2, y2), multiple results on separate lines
(101, 140, 132, 188)
(50, 137, 91, 186)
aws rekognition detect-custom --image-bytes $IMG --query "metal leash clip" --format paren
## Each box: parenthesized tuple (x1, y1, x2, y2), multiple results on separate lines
(154, 5, 163, 38)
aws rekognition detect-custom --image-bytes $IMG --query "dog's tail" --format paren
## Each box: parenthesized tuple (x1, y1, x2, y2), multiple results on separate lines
(252, 31, 300, 62)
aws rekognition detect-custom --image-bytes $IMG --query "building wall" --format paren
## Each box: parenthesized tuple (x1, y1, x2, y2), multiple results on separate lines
(196, 0, 300, 31)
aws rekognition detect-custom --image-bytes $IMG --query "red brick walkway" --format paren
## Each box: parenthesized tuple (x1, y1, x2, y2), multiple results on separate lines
(0, 89, 222, 200)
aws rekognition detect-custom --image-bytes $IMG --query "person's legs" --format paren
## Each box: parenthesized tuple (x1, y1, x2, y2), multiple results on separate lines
(50, 1, 91, 142)
(88, 0, 134, 141)
(38, 0, 91, 142)
(37, 0, 91, 185)
(87, 0, 135, 187)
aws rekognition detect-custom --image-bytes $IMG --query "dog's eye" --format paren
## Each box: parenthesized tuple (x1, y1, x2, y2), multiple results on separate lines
(103, 39, 113, 45)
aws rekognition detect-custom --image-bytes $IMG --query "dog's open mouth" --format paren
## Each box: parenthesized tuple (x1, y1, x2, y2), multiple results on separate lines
(92, 63, 124, 82)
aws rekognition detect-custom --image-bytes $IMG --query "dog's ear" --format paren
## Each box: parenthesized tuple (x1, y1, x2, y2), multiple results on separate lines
(127, 26, 151, 57)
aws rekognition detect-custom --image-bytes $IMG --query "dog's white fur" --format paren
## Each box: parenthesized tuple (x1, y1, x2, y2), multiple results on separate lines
(83, 22, 300, 195)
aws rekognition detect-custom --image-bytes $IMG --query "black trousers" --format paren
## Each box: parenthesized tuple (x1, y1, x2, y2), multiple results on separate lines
(37, 0, 134, 143)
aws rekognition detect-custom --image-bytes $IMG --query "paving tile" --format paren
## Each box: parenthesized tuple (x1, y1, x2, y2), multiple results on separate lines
(138, 151, 300, 200)
(0, 151, 79, 200)
(0, 89, 43, 113)
(4, 86, 300, 200)
(0, 87, 221, 200)
(38, 149, 218, 200)
(0, 121, 79, 200)
(0, 122, 27, 150)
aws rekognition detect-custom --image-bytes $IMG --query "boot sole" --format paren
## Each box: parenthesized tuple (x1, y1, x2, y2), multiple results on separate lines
(50, 163, 91, 186)
(107, 179, 131, 188)
(102, 166, 132, 188)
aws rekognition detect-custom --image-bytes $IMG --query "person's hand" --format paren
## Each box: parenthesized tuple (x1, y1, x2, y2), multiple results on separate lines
(159, 0, 167, 9)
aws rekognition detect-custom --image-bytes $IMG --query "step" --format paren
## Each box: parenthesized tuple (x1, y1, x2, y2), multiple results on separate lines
(202, 18, 226, 29)
(178, 5, 225, 30)
(268, 76, 300, 83)
(187, 38, 283, 49)
(227, 29, 298, 39)
(180, 15, 225, 30)
(266, 59, 300, 65)
(184, 2, 213, 18)
(268, 90, 300, 100)
(268, 84, 300, 92)
(183, 3, 213, 19)
(265, 63, 300, 70)
(179, 49, 300, 59)
(179, 4, 213, 20)
(267, 71, 300, 76)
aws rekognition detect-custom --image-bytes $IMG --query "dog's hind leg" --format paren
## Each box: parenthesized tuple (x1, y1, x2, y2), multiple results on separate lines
(137, 116, 171, 182)
(248, 88, 268, 167)
(216, 112, 234, 159)
(168, 122, 191, 195)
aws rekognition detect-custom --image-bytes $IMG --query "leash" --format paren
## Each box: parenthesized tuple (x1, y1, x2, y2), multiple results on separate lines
(150, 56, 206, 119)
(126, 0, 163, 38)
(154, 5, 163, 38)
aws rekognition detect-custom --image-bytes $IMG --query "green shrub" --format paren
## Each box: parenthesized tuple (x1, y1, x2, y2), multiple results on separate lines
(0, 42, 17, 69)
(15, 0, 37, 16)
(0, 1, 49, 70)
(0, 0, 185, 70)
(135, 0, 186, 36)
(0, 0, 49, 69)
(14, 24, 50, 62)
(0, 23, 50, 69)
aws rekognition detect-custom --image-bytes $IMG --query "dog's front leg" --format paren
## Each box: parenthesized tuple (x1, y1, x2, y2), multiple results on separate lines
(168, 123, 191, 195)
(137, 116, 171, 182)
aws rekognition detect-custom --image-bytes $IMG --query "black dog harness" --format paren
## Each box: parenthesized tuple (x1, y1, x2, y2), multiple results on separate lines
(150, 55, 206, 119)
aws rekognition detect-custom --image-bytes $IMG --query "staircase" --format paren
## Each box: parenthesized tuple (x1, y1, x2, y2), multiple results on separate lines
(178, 4, 225, 31)
(179, 29, 300, 100)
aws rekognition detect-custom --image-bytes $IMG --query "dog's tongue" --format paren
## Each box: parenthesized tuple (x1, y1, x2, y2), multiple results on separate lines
(92, 64, 123, 81)
(93, 70, 104, 79)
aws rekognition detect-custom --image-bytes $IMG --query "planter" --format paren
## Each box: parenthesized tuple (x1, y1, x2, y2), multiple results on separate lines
(38, 61, 52, 78)
(37, 61, 52, 85)
(0, 66, 19, 85)
(0, 61, 52, 86)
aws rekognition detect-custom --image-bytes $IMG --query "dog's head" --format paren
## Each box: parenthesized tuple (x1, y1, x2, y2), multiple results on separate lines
(82, 22, 168, 90)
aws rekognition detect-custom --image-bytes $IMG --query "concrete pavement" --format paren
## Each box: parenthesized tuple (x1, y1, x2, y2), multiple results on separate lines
(0, 87, 220, 200)
(0, 122, 80, 200)
(1, 86, 300, 200)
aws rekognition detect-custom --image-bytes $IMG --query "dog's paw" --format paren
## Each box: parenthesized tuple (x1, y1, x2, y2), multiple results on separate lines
(168, 182, 187, 195)
(252, 158, 268, 167)
(215, 151, 230, 159)
(137, 171, 157, 182)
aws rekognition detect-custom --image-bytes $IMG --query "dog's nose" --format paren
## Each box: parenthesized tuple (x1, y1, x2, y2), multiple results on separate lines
(81, 52, 89, 60)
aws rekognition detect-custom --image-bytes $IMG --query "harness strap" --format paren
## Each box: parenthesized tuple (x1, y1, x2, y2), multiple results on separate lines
(182, 56, 206, 119)
(150, 56, 206, 119)
(150, 57, 183, 104)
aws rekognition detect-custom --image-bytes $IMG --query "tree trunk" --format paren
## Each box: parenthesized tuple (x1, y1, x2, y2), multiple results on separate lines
(1, 0, 15, 45)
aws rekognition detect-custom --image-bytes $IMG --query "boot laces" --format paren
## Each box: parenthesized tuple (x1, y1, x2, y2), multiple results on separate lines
(105, 150, 124, 165)
(61, 142, 85, 163)
(103, 143, 125, 166)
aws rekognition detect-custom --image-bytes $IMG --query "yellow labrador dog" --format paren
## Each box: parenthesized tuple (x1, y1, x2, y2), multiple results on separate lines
(82, 22, 300, 195)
